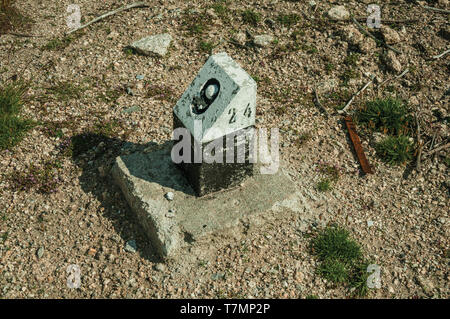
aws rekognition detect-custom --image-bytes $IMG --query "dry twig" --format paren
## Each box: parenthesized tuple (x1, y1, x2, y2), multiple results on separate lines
(66, 2, 149, 35)
(313, 87, 328, 118)
(7, 32, 44, 37)
(431, 49, 450, 60)
(338, 75, 375, 115)
(421, 5, 450, 14)
(378, 68, 409, 90)
(424, 142, 450, 157)
(415, 113, 423, 171)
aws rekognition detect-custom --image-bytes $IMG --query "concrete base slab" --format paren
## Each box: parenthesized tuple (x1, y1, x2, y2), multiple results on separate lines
(112, 142, 302, 258)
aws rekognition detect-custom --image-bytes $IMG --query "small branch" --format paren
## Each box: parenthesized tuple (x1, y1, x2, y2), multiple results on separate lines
(338, 76, 375, 115)
(313, 87, 328, 118)
(378, 68, 409, 88)
(431, 49, 450, 60)
(352, 16, 402, 54)
(415, 113, 422, 171)
(429, 129, 438, 150)
(424, 142, 450, 157)
(421, 5, 450, 14)
(66, 2, 149, 35)
(7, 32, 44, 38)
(227, 40, 246, 49)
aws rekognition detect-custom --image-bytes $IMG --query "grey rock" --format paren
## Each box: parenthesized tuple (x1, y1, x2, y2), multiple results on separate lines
(155, 263, 166, 272)
(36, 247, 44, 259)
(130, 33, 172, 57)
(126, 87, 134, 96)
(122, 105, 141, 114)
(253, 35, 274, 47)
(211, 272, 225, 280)
(381, 25, 401, 44)
(384, 51, 402, 73)
(328, 6, 350, 21)
(233, 32, 246, 45)
(124, 240, 137, 253)
(165, 192, 174, 201)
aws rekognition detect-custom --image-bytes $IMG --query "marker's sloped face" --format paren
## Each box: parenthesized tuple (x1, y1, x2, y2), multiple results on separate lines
(173, 52, 257, 144)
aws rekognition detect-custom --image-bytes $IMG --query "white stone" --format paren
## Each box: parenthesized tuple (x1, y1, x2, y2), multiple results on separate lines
(173, 52, 257, 143)
(165, 192, 174, 201)
(130, 33, 172, 57)
(253, 35, 274, 47)
(328, 6, 350, 21)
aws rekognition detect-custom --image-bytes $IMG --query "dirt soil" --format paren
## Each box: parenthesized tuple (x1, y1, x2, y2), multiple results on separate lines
(0, 0, 448, 298)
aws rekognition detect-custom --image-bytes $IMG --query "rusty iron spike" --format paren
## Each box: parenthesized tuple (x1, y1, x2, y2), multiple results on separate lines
(344, 116, 374, 174)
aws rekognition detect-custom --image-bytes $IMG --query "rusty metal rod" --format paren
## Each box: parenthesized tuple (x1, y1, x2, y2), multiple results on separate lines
(344, 116, 374, 174)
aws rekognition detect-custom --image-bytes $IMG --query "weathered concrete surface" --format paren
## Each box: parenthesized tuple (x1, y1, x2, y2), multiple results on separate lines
(130, 33, 172, 57)
(112, 143, 302, 258)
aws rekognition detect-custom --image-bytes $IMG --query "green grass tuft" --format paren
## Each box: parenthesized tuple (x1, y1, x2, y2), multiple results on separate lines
(356, 97, 412, 136)
(277, 13, 300, 28)
(317, 259, 349, 283)
(317, 179, 331, 192)
(312, 226, 362, 263)
(241, 9, 261, 26)
(182, 10, 210, 35)
(344, 53, 360, 67)
(46, 81, 85, 101)
(146, 84, 176, 102)
(0, 81, 34, 150)
(199, 41, 215, 53)
(375, 135, 413, 166)
(42, 32, 84, 51)
(312, 225, 371, 296)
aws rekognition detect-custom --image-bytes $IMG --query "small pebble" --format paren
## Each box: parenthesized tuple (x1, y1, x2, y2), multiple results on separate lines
(155, 263, 166, 272)
(124, 240, 137, 253)
(36, 247, 44, 259)
(165, 192, 174, 201)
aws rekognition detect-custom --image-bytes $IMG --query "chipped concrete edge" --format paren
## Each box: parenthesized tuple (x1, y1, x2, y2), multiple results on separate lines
(112, 156, 182, 257)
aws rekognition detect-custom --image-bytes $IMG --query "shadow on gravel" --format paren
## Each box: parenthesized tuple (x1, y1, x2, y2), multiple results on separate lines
(70, 132, 165, 263)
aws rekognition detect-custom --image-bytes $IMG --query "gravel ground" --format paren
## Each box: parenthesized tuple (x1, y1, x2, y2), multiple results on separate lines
(0, 0, 448, 298)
